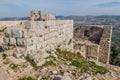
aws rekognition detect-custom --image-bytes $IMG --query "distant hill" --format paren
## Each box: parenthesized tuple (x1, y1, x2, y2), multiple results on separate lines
(1, 16, 120, 26)
(56, 15, 120, 26)
(0, 17, 30, 21)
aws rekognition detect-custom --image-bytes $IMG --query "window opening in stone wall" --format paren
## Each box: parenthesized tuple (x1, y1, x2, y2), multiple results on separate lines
(84, 30, 90, 37)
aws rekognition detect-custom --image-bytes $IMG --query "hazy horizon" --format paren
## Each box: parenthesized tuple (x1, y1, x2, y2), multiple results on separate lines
(2, 15, 120, 19)
(1, 0, 120, 18)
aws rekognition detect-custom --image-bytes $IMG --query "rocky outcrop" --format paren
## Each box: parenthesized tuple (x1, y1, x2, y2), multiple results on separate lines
(30, 10, 56, 21)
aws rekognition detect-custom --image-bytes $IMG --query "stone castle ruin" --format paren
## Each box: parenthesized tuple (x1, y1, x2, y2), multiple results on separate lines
(74, 26, 112, 64)
(30, 10, 56, 21)
(0, 10, 112, 65)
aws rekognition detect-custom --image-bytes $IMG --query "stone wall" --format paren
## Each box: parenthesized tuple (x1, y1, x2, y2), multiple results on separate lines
(98, 26, 112, 64)
(0, 17, 112, 65)
(2, 20, 73, 54)
(0, 21, 25, 47)
(74, 25, 112, 64)
(74, 26, 103, 44)
(86, 44, 99, 61)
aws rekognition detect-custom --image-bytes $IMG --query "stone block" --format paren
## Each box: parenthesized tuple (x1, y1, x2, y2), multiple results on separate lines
(44, 45, 51, 50)
(26, 38, 33, 46)
(31, 22, 39, 29)
(13, 52, 23, 58)
(47, 14, 56, 20)
(7, 56, 26, 64)
(50, 26, 58, 32)
(4, 29, 12, 37)
(37, 50, 50, 58)
(44, 34, 50, 40)
(22, 30, 27, 38)
(35, 58, 46, 66)
(24, 21, 31, 29)
(44, 39, 52, 47)
(37, 21, 45, 28)
(36, 42, 44, 49)
(0, 26, 5, 31)
(44, 26, 50, 34)
(3, 37, 9, 45)
(27, 30, 36, 37)
(50, 44, 56, 50)
(9, 38, 16, 46)
(27, 29, 44, 37)
(28, 52, 46, 66)
(38, 36, 44, 42)
(31, 37, 39, 44)
(49, 32, 56, 38)
(16, 39, 26, 47)
(26, 44, 36, 51)
(11, 29, 23, 38)
(36, 30, 44, 36)
(53, 75, 62, 80)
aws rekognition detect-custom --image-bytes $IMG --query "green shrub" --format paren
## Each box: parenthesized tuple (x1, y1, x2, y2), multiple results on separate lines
(94, 65, 108, 74)
(9, 64, 18, 69)
(70, 59, 82, 67)
(56, 48, 108, 74)
(43, 61, 56, 66)
(39, 60, 56, 70)
(110, 46, 120, 66)
(0, 46, 4, 52)
(2, 53, 7, 59)
(70, 59, 89, 71)
(3, 61, 9, 64)
(25, 55, 38, 70)
(42, 77, 48, 80)
(45, 26, 48, 29)
(19, 77, 34, 80)
(56, 48, 61, 52)
(89, 61, 108, 74)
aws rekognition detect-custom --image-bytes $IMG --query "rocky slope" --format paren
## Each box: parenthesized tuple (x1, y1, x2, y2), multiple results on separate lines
(0, 47, 120, 80)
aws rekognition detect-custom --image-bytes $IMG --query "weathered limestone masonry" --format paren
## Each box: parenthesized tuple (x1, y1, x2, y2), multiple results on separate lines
(0, 11, 73, 66)
(74, 25, 112, 64)
(30, 10, 56, 21)
(0, 11, 112, 65)
(0, 21, 23, 46)
(2, 20, 73, 52)
(99, 26, 112, 64)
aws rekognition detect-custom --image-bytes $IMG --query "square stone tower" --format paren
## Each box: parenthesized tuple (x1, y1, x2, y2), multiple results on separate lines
(74, 25, 112, 64)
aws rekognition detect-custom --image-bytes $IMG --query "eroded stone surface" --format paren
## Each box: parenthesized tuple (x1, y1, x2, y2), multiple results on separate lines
(74, 25, 112, 64)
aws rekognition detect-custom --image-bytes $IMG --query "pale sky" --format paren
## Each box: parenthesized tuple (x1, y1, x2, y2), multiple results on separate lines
(0, 0, 120, 18)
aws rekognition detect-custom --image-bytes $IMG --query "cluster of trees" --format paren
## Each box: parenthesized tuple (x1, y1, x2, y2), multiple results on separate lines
(110, 47, 120, 66)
